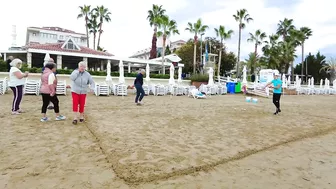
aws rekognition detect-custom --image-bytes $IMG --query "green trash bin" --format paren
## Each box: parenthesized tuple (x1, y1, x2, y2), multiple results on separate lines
(235, 82, 241, 93)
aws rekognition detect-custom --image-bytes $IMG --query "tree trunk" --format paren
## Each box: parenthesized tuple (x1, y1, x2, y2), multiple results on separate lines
(252, 43, 257, 74)
(149, 25, 158, 59)
(97, 23, 103, 49)
(301, 43, 304, 80)
(162, 35, 166, 74)
(217, 39, 223, 78)
(93, 33, 96, 50)
(193, 41, 197, 74)
(236, 26, 242, 77)
(291, 61, 294, 82)
(85, 17, 89, 48)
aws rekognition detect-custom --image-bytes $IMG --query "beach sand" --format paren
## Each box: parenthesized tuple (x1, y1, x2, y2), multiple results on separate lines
(0, 92, 335, 188)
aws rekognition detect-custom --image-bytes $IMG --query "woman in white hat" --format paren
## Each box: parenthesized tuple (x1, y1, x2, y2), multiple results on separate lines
(8, 58, 29, 115)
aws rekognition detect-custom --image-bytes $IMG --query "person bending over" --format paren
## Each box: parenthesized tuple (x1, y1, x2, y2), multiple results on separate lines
(134, 69, 145, 106)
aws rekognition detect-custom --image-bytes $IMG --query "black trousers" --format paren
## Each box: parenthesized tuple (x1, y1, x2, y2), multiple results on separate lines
(272, 93, 281, 109)
(41, 94, 59, 114)
(10, 85, 23, 112)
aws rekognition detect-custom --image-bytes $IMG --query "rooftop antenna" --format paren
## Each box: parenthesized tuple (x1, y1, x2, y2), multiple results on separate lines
(11, 25, 17, 47)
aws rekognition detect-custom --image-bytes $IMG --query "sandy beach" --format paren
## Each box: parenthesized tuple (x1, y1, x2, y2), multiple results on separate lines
(1, 92, 335, 189)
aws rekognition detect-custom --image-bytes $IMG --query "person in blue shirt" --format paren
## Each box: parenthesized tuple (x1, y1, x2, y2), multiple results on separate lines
(264, 73, 283, 115)
(133, 69, 145, 105)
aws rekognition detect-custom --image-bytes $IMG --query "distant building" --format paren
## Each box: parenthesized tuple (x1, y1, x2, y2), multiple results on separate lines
(25, 26, 88, 47)
(129, 38, 186, 59)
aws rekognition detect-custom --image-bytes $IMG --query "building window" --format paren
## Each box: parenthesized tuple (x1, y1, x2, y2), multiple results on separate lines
(60, 35, 63, 39)
(32, 33, 37, 36)
(80, 38, 85, 43)
(65, 39, 78, 50)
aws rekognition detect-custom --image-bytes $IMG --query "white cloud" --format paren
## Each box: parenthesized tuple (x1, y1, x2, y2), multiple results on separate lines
(0, 0, 335, 60)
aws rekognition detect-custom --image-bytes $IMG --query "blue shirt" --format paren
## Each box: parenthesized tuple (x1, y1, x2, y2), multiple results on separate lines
(271, 79, 282, 94)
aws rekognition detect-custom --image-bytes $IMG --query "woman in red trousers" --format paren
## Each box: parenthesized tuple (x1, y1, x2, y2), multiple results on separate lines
(70, 61, 95, 125)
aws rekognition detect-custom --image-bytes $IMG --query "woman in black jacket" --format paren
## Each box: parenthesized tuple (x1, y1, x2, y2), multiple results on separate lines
(134, 69, 145, 105)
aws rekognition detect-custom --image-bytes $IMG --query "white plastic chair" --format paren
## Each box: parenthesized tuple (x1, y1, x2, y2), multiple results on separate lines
(0, 77, 8, 95)
(56, 80, 67, 95)
(116, 84, 127, 96)
(95, 82, 110, 96)
(24, 79, 41, 95)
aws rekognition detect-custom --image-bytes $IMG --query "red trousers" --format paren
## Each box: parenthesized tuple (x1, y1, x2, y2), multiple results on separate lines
(72, 92, 86, 113)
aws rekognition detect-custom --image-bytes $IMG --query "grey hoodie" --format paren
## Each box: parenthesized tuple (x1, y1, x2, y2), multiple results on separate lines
(70, 69, 95, 94)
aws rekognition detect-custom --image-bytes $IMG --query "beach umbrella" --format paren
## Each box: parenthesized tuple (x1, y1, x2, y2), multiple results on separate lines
(106, 60, 112, 84)
(145, 63, 150, 84)
(311, 77, 314, 88)
(168, 64, 175, 85)
(44, 53, 50, 66)
(242, 65, 247, 85)
(208, 67, 214, 86)
(118, 60, 125, 84)
(177, 66, 182, 84)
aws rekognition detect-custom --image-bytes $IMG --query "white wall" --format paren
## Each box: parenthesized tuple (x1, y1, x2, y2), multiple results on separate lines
(0, 73, 191, 86)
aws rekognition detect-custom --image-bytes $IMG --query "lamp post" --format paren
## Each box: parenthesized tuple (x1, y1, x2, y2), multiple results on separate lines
(305, 56, 308, 83)
(200, 33, 205, 74)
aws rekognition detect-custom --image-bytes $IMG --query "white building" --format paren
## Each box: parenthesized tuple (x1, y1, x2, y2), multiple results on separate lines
(129, 38, 186, 59)
(25, 26, 88, 47)
(1, 26, 184, 74)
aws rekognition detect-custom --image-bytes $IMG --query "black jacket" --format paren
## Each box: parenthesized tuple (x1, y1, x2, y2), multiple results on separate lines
(134, 73, 143, 86)
(6, 59, 12, 72)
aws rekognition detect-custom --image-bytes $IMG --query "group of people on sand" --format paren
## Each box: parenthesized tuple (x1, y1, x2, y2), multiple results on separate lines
(7, 57, 147, 124)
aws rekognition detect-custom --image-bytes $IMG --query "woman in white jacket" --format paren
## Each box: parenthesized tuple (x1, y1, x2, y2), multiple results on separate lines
(8, 59, 29, 115)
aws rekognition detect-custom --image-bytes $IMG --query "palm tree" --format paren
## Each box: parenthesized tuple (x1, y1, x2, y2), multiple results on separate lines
(262, 34, 281, 69)
(77, 5, 91, 48)
(233, 9, 253, 77)
(93, 6, 111, 50)
(297, 27, 312, 77)
(276, 18, 295, 41)
(247, 29, 267, 74)
(147, 4, 166, 59)
(185, 18, 208, 74)
(88, 13, 99, 50)
(320, 57, 336, 81)
(214, 25, 233, 77)
(157, 15, 179, 74)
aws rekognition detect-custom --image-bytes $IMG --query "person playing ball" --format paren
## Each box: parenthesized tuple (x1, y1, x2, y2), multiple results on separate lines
(264, 73, 282, 115)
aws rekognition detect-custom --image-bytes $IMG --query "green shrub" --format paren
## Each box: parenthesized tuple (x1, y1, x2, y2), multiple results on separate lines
(0, 59, 7, 72)
(190, 74, 209, 82)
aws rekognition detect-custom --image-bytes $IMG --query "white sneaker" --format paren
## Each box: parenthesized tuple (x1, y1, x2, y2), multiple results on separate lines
(55, 115, 66, 121)
(40, 117, 48, 122)
(11, 111, 21, 115)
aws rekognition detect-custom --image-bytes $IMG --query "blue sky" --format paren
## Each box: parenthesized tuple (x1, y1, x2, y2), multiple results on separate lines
(0, 0, 335, 64)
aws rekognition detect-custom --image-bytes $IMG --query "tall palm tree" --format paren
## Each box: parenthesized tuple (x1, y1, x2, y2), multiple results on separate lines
(157, 15, 179, 74)
(88, 13, 99, 50)
(147, 4, 166, 59)
(247, 29, 267, 74)
(77, 5, 91, 48)
(185, 18, 208, 74)
(297, 27, 312, 77)
(233, 9, 253, 77)
(262, 34, 281, 69)
(93, 6, 111, 49)
(320, 57, 336, 81)
(214, 25, 233, 77)
(276, 18, 295, 41)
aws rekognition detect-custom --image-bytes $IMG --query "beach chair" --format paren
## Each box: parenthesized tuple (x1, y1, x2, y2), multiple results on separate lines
(95, 82, 110, 96)
(217, 85, 227, 95)
(0, 77, 8, 95)
(116, 84, 127, 96)
(56, 80, 67, 95)
(188, 88, 207, 99)
(142, 85, 150, 95)
(155, 85, 166, 96)
(24, 79, 41, 95)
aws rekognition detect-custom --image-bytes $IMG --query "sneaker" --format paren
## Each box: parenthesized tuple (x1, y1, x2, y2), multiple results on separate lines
(11, 111, 21, 115)
(40, 117, 48, 122)
(55, 115, 66, 121)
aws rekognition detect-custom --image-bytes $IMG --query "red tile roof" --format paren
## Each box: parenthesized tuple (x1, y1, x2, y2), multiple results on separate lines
(28, 27, 86, 36)
(27, 43, 114, 56)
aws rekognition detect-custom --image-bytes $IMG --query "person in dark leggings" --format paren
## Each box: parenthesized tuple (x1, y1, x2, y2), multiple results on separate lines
(264, 73, 283, 115)
(8, 58, 28, 115)
(134, 69, 145, 106)
(40, 63, 66, 122)
(42, 58, 56, 110)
